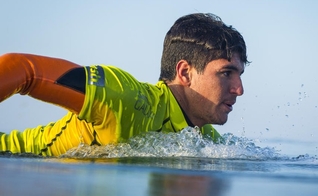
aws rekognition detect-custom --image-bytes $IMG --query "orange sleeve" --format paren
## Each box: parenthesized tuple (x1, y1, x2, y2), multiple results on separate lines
(0, 53, 85, 114)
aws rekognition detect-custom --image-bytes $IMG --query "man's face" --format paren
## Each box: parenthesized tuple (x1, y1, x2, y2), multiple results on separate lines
(187, 53, 244, 126)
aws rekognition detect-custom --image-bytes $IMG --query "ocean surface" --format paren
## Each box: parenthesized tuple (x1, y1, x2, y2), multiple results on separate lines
(0, 127, 317, 196)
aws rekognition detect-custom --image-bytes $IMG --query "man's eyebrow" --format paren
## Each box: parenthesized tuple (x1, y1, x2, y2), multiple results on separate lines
(223, 65, 245, 75)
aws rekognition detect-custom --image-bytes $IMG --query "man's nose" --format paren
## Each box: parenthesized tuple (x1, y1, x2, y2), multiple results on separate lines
(230, 77, 244, 96)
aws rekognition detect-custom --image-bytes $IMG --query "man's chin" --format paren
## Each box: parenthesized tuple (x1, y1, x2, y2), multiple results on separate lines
(213, 115, 228, 125)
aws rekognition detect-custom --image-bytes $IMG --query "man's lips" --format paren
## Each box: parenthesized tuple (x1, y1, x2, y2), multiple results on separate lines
(223, 101, 236, 112)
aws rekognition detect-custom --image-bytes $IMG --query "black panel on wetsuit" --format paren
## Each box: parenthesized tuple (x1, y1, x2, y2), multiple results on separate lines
(56, 67, 86, 93)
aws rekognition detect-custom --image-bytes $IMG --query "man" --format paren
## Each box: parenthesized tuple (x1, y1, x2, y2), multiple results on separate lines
(0, 13, 248, 156)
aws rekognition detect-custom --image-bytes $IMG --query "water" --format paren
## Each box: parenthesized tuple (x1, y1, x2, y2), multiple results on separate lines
(0, 127, 317, 196)
(61, 127, 282, 159)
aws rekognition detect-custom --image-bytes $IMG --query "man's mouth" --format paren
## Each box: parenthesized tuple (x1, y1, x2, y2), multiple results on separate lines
(223, 101, 235, 112)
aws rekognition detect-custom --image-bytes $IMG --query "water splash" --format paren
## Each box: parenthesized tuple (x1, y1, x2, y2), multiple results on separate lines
(61, 127, 281, 160)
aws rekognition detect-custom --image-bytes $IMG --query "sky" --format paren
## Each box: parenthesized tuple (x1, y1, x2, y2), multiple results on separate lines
(0, 0, 317, 156)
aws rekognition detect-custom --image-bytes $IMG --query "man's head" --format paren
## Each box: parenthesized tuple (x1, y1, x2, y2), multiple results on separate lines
(159, 13, 249, 82)
(160, 13, 249, 126)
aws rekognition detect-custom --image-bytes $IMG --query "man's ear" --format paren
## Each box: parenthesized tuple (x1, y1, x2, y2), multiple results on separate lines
(175, 60, 192, 86)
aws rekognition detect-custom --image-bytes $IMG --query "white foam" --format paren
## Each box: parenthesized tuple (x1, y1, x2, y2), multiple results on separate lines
(61, 126, 282, 160)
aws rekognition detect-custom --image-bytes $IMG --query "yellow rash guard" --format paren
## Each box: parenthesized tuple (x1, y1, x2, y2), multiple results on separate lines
(0, 65, 221, 156)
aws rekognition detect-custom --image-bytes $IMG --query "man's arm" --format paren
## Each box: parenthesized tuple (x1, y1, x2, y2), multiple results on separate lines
(0, 53, 85, 114)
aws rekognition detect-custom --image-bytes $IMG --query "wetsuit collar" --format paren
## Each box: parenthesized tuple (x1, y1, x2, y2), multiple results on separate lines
(158, 81, 190, 131)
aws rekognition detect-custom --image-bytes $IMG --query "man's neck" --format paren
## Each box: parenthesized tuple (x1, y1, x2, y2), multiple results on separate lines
(167, 84, 194, 127)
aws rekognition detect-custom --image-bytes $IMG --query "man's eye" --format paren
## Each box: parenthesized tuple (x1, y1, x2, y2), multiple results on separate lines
(222, 71, 231, 77)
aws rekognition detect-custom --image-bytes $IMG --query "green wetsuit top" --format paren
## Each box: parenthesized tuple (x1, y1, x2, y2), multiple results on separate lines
(0, 65, 220, 156)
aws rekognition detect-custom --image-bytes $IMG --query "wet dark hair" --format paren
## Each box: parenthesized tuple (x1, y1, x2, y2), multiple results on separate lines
(159, 13, 249, 82)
